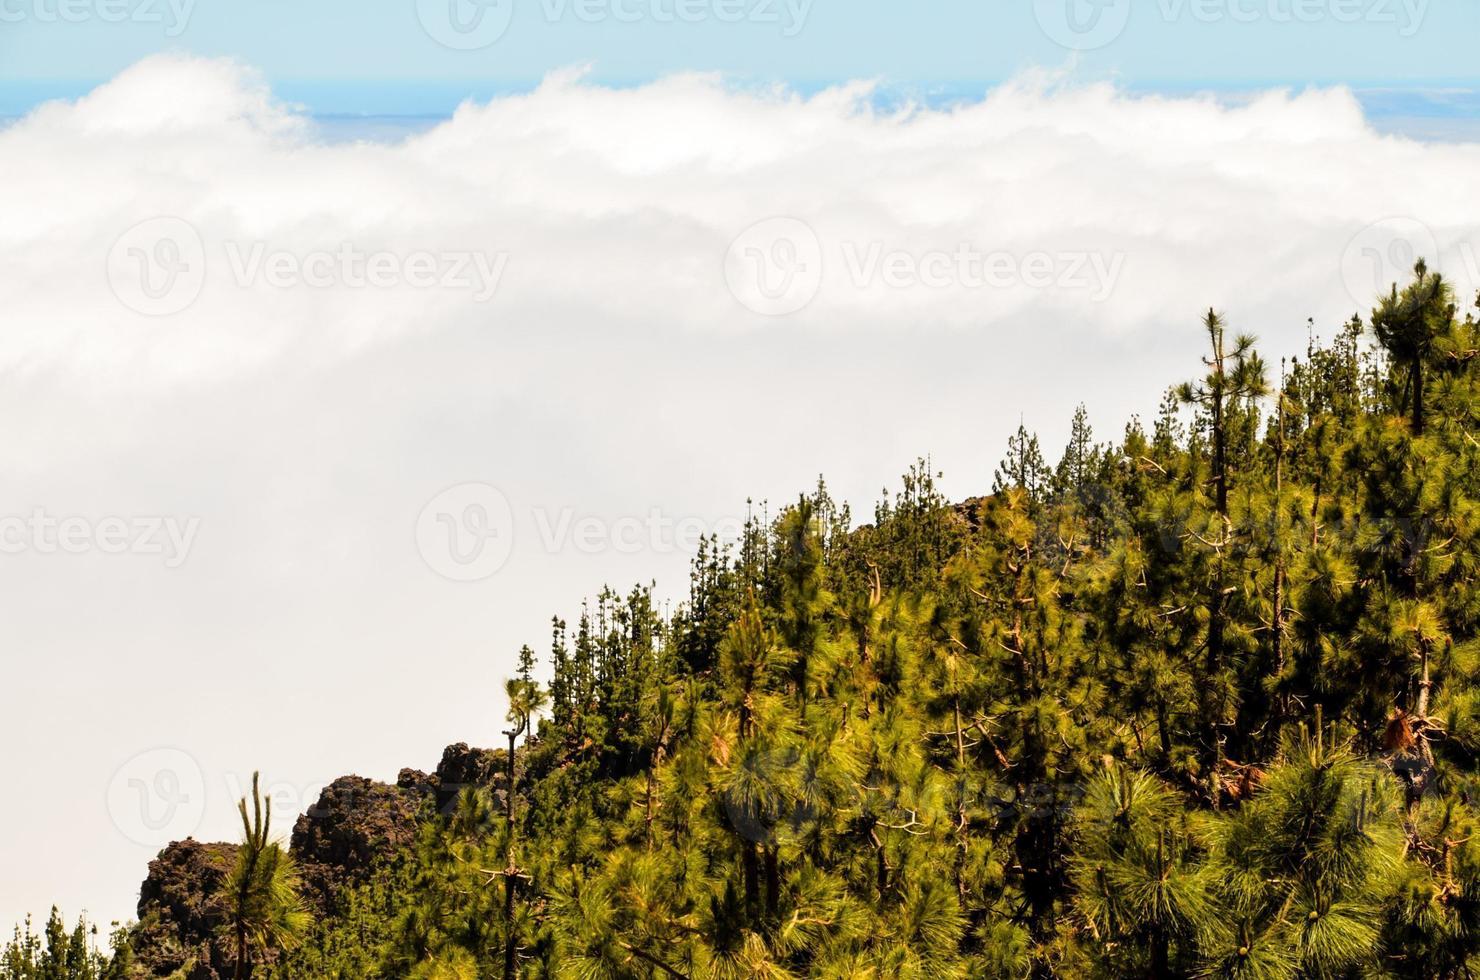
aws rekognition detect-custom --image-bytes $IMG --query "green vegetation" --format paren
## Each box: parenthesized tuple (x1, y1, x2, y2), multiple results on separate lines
(225, 774, 308, 978)
(13, 261, 1480, 977)
(1, 909, 125, 980)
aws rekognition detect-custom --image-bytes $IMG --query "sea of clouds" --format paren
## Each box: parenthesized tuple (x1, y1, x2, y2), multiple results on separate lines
(4, 54, 1480, 384)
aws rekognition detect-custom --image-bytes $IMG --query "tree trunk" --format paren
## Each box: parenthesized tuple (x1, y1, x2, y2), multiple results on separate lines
(1271, 401, 1288, 743)
(764, 846, 780, 918)
(952, 682, 968, 898)
(504, 727, 520, 980)
(503, 874, 518, 980)
(235, 919, 249, 980)
(1413, 359, 1425, 435)
(1273, 561, 1286, 715)
(1206, 561, 1227, 809)
(645, 735, 667, 851)
(1149, 925, 1169, 978)
(1156, 698, 1173, 761)
(1208, 330, 1229, 799)
(742, 843, 760, 922)
(1212, 322, 1228, 517)
(1311, 476, 1321, 549)
(1418, 639, 1433, 722)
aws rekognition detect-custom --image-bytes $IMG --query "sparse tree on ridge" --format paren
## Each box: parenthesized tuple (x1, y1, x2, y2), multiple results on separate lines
(225, 773, 307, 980)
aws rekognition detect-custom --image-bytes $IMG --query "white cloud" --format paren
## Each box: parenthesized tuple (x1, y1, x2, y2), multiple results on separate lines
(3, 55, 1480, 932)
(4, 55, 1478, 386)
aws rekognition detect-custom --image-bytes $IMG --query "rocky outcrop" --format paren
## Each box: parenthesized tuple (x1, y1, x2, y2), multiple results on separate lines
(290, 776, 423, 913)
(952, 495, 990, 532)
(434, 742, 505, 790)
(131, 838, 238, 980)
(128, 744, 506, 977)
(397, 766, 438, 797)
(432, 742, 508, 812)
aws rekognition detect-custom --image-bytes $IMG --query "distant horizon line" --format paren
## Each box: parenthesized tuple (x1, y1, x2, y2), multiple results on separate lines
(4, 72, 1479, 108)
(6, 73, 1480, 143)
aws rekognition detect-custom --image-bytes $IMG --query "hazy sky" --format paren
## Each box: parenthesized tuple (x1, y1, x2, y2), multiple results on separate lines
(4, 0, 1480, 939)
(2, 0, 1478, 111)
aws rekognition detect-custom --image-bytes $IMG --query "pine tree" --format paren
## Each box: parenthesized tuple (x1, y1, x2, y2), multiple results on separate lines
(500, 651, 547, 979)
(1052, 404, 1097, 505)
(946, 488, 1103, 967)
(226, 773, 307, 979)
(716, 596, 792, 924)
(1204, 718, 1404, 978)
(1372, 258, 1455, 435)
(1177, 310, 1268, 796)
(1072, 764, 1217, 977)
(993, 422, 1052, 504)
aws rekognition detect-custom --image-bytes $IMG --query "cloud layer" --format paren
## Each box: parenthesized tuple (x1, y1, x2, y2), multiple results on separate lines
(5, 55, 1480, 384)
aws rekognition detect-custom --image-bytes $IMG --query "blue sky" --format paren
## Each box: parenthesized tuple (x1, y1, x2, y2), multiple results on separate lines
(3, 0, 1479, 117)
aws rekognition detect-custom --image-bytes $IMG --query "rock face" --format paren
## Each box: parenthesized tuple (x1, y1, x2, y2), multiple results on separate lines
(128, 744, 506, 977)
(397, 766, 438, 797)
(131, 838, 239, 980)
(952, 496, 990, 532)
(290, 775, 423, 913)
(432, 742, 508, 812)
(434, 742, 505, 790)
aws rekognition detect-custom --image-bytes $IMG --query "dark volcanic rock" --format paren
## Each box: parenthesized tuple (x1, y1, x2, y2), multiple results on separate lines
(290, 775, 421, 912)
(132, 838, 238, 979)
(434, 742, 504, 787)
(127, 744, 504, 977)
(397, 766, 438, 797)
(952, 495, 990, 532)
(433, 742, 508, 810)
